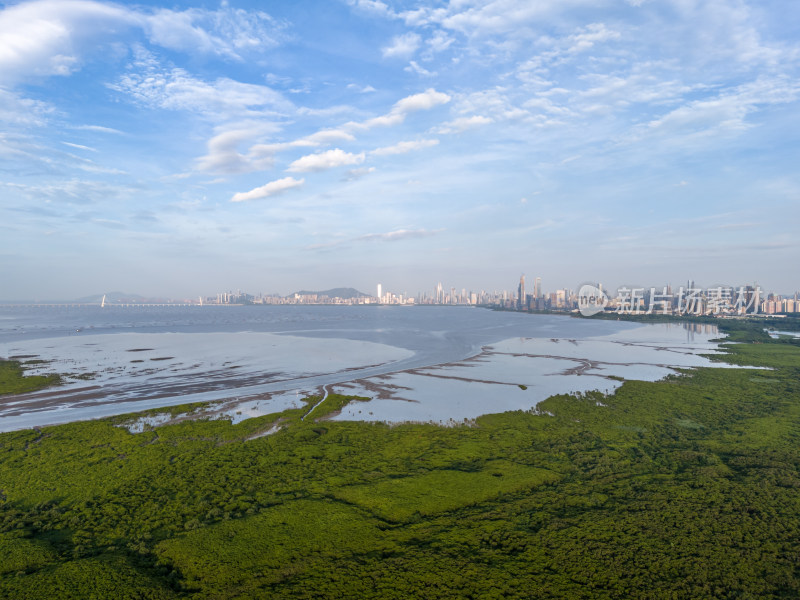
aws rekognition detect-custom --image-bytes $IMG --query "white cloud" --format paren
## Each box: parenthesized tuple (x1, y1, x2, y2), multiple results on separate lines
(0, 1, 286, 87)
(196, 123, 279, 174)
(345, 89, 452, 132)
(197, 88, 449, 178)
(371, 139, 439, 156)
(393, 88, 451, 113)
(382, 32, 421, 58)
(0, 0, 133, 85)
(361, 113, 406, 129)
(244, 128, 357, 167)
(287, 148, 366, 173)
(302, 129, 356, 145)
(436, 115, 493, 134)
(296, 105, 353, 118)
(230, 177, 304, 202)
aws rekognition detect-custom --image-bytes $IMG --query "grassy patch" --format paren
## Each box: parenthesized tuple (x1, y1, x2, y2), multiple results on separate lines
(333, 460, 559, 521)
(156, 500, 389, 593)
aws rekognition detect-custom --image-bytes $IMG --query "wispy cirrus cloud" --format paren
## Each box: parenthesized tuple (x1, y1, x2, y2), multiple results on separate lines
(343, 167, 375, 181)
(436, 115, 493, 134)
(371, 139, 439, 156)
(61, 141, 95, 152)
(405, 61, 436, 77)
(0, 88, 54, 126)
(144, 4, 286, 59)
(2, 178, 139, 204)
(73, 124, 125, 135)
(356, 228, 443, 242)
(308, 227, 444, 250)
(628, 76, 800, 147)
(402, 0, 600, 35)
(109, 52, 292, 119)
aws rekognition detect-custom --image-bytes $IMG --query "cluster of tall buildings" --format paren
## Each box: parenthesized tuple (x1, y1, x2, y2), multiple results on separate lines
(204, 279, 800, 316)
(504, 276, 800, 316)
(510, 274, 550, 311)
(415, 283, 491, 305)
(214, 290, 253, 305)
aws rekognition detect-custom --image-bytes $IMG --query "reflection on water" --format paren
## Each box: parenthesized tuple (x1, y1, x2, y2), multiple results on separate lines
(766, 329, 800, 339)
(683, 321, 720, 340)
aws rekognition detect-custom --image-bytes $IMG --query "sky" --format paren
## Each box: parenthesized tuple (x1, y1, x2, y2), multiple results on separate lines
(1, 0, 799, 300)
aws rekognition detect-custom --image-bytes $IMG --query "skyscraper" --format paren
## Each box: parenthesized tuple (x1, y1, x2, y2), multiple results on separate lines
(377, 283, 382, 303)
(518, 274, 526, 310)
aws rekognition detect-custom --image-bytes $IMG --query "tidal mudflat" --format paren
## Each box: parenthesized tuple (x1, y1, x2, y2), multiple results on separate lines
(0, 331, 411, 431)
(330, 323, 733, 424)
(0, 305, 731, 431)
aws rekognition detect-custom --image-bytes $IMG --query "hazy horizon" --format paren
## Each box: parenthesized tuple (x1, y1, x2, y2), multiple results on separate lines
(2, 0, 798, 300)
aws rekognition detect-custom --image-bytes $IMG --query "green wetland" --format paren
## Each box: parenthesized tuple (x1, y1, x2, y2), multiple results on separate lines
(1, 317, 800, 598)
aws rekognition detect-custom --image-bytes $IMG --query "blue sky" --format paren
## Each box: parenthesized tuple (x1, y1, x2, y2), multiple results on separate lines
(1, 0, 798, 299)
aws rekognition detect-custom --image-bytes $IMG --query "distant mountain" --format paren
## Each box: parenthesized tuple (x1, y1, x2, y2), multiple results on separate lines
(289, 287, 369, 299)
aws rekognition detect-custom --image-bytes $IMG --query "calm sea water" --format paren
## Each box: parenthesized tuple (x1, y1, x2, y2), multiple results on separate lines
(0, 305, 726, 431)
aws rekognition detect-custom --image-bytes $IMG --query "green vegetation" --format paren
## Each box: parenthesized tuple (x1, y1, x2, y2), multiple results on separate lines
(0, 359, 61, 396)
(1, 321, 799, 598)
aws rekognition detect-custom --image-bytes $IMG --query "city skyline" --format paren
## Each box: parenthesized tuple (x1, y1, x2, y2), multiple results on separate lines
(7, 275, 797, 311)
(166, 280, 800, 317)
(1, 0, 799, 300)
